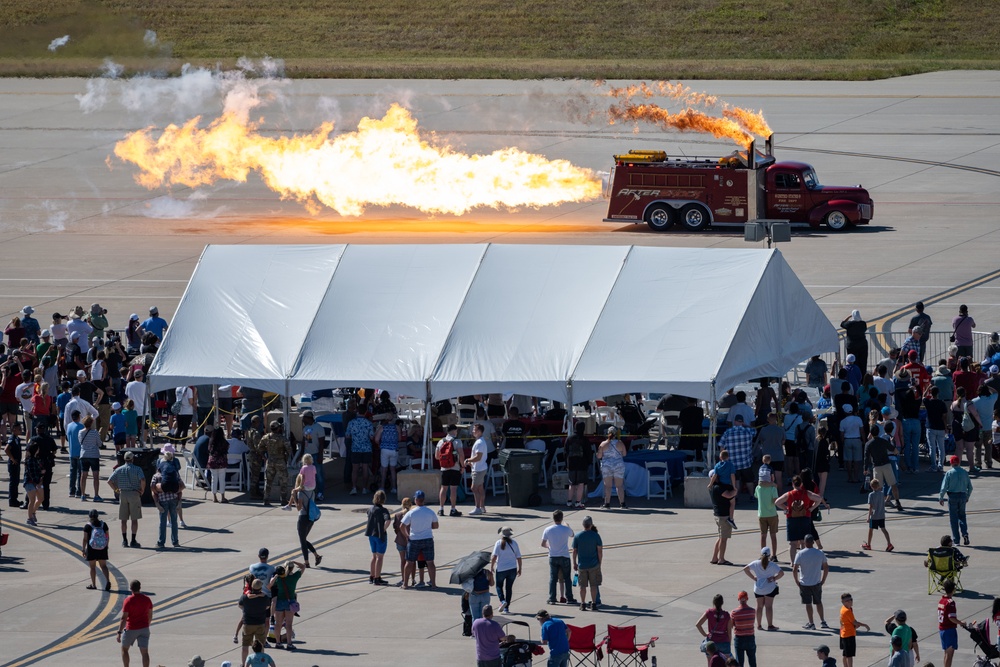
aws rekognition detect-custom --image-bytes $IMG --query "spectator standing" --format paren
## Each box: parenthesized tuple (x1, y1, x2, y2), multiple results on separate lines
(756, 414, 786, 490)
(467, 564, 494, 621)
(805, 355, 829, 390)
(572, 515, 603, 611)
(5, 428, 22, 507)
(718, 415, 756, 495)
(937, 579, 965, 667)
(124, 371, 147, 443)
(754, 463, 779, 562)
(245, 639, 276, 667)
(885, 609, 920, 666)
(793, 534, 830, 630)
(908, 303, 933, 362)
(730, 591, 757, 667)
(743, 547, 783, 631)
(925, 386, 949, 472)
(261, 421, 290, 507)
(951, 386, 980, 471)
(435, 424, 464, 517)
(541, 510, 578, 606)
(78, 415, 102, 501)
(81, 508, 111, 590)
(107, 450, 146, 548)
(864, 425, 902, 511)
(375, 416, 400, 494)
(139, 306, 168, 342)
(710, 480, 738, 566)
(563, 422, 593, 508)
(299, 411, 326, 500)
(814, 644, 835, 667)
(841, 310, 869, 373)
(401, 489, 438, 589)
(861, 478, 892, 551)
(249, 548, 275, 600)
(597, 426, 628, 509)
(951, 305, 975, 359)
(939, 455, 972, 546)
(116, 580, 153, 667)
(22, 440, 44, 525)
(490, 526, 522, 614)
(365, 490, 389, 585)
(206, 427, 230, 504)
(150, 471, 180, 549)
(536, 609, 571, 667)
(344, 411, 374, 496)
(696, 594, 733, 658)
(466, 423, 489, 516)
(270, 561, 305, 651)
(839, 593, 869, 667)
(238, 580, 270, 666)
(971, 385, 997, 471)
(245, 415, 264, 499)
(775, 476, 826, 563)
(839, 404, 864, 484)
(471, 604, 506, 667)
(392, 497, 415, 588)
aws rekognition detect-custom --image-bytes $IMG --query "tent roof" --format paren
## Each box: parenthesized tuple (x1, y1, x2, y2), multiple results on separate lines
(148, 244, 838, 401)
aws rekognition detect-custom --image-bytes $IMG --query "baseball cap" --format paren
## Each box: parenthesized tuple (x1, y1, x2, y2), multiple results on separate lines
(733, 414, 745, 423)
(88, 509, 99, 520)
(842, 404, 853, 413)
(894, 610, 907, 621)
(881, 406, 892, 415)
(70, 331, 80, 340)
(111, 402, 122, 411)
(130, 313, 139, 321)
(414, 490, 425, 500)
(258, 547, 269, 558)
(251, 579, 263, 591)
(908, 350, 918, 359)
(949, 455, 960, 465)
(149, 306, 158, 314)
(814, 644, 831, 654)
(761, 546, 771, 556)
(758, 465, 772, 482)
(124, 451, 134, 461)
(41, 329, 50, 338)
(447, 423, 458, 432)
(535, 609, 550, 620)
(846, 354, 856, 363)
(992, 365, 999, 375)
(737, 591, 749, 601)
(76, 370, 87, 378)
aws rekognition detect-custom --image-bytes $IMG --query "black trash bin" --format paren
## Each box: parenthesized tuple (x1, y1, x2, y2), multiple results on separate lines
(116, 447, 162, 506)
(497, 449, 544, 507)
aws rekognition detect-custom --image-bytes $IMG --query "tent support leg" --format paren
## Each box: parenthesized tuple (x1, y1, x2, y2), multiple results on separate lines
(213, 385, 219, 430)
(283, 380, 291, 442)
(422, 383, 432, 469)
(708, 382, 717, 464)
(143, 381, 151, 447)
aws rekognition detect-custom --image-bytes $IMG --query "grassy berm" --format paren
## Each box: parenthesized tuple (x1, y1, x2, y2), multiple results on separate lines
(2, 0, 999, 79)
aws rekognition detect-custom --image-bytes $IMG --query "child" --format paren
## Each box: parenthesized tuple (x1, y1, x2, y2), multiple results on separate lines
(109, 402, 127, 453)
(708, 449, 738, 528)
(282, 453, 316, 511)
(122, 399, 139, 448)
(938, 579, 966, 667)
(815, 644, 836, 666)
(839, 593, 869, 667)
(755, 455, 779, 560)
(817, 388, 833, 411)
(861, 478, 892, 551)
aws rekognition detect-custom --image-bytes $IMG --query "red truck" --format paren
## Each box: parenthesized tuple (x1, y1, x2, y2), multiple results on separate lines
(603, 138, 874, 232)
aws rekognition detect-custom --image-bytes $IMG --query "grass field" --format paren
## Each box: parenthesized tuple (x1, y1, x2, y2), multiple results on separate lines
(1, 0, 998, 79)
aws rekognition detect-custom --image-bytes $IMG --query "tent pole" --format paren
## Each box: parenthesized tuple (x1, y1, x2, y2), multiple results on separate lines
(708, 381, 717, 463)
(143, 380, 151, 447)
(565, 381, 574, 437)
(212, 385, 219, 430)
(283, 380, 291, 442)
(422, 381, 432, 469)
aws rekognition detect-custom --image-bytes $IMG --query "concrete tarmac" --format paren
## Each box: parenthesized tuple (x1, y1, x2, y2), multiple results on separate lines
(2, 72, 1000, 667)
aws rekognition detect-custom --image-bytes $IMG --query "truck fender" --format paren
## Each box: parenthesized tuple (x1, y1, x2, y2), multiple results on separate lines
(808, 200, 862, 227)
(641, 200, 713, 224)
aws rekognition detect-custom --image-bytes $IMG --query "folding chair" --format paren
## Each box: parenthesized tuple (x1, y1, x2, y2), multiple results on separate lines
(645, 461, 672, 499)
(568, 624, 606, 667)
(224, 453, 245, 491)
(927, 547, 963, 594)
(182, 450, 210, 498)
(605, 624, 658, 667)
(683, 461, 708, 477)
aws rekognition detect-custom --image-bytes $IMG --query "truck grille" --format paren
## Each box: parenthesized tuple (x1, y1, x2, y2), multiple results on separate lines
(860, 204, 872, 219)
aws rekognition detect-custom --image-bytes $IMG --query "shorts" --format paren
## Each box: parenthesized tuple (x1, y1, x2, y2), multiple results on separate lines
(759, 515, 779, 536)
(274, 598, 293, 612)
(840, 635, 857, 657)
(963, 427, 979, 442)
(369, 535, 388, 554)
(406, 537, 435, 562)
(755, 585, 779, 599)
(768, 461, 784, 472)
(869, 518, 885, 530)
(380, 448, 398, 468)
(872, 463, 896, 487)
(601, 464, 625, 479)
(242, 623, 266, 647)
(568, 469, 588, 485)
(114, 432, 127, 447)
(578, 566, 602, 588)
(0, 402, 18, 415)
(843, 438, 863, 462)
(81, 457, 101, 473)
(940, 627, 958, 650)
(23, 482, 39, 492)
(119, 491, 142, 521)
(395, 542, 406, 552)
(736, 467, 754, 484)
(471, 470, 487, 487)
(351, 451, 372, 465)
(121, 627, 150, 649)
(786, 516, 811, 542)
(715, 515, 733, 539)
(441, 469, 462, 486)
(784, 440, 798, 458)
(799, 583, 823, 604)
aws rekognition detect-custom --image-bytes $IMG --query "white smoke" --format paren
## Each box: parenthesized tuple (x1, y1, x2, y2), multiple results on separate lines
(48, 35, 70, 52)
(17, 200, 69, 232)
(75, 59, 125, 114)
(143, 30, 158, 47)
(143, 194, 227, 219)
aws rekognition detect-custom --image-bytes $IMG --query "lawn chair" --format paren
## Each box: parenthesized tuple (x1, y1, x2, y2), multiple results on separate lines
(567, 623, 605, 667)
(605, 624, 658, 667)
(927, 546, 963, 594)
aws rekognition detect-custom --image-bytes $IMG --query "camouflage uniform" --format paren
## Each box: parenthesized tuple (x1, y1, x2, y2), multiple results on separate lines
(261, 432, 290, 503)
(246, 428, 264, 498)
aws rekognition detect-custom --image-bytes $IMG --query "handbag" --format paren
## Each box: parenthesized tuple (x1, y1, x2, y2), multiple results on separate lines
(308, 498, 321, 522)
(961, 407, 975, 432)
(170, 400, 183, 416)
(811, 506, 823, 522)
(859, 473, 871, 494)
(289, 601, 301, 613)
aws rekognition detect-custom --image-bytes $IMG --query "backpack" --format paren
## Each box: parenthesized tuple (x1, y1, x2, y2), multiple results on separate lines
(159, 461, 180, 493)
(795, 423, 811, 458)
(438, 439, 456, 469)
(88, 522, 108, 550)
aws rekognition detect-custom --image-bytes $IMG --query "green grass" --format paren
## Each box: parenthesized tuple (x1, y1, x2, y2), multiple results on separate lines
(1, 0, 999, 79)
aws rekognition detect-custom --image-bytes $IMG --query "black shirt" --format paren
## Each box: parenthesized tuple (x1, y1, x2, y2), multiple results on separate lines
(833, 392, 858, 417)
(864, 437, 894, 468)
(365, 504, 391, 540)
(679, 405, 705, 435)
(76, 381, 98, 405)
(564, 434, 593, 472)
(925, 398, 949, 431)
(500, 419, 527, 449)
(897, 389, 920, 420)
(239, 593, 271, 625)
(711, 483, 730, 517)
(32, 434, 57, 469)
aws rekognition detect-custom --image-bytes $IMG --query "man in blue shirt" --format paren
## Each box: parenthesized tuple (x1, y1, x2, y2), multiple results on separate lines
(140, 306, 168, 342)
(536, 609, 571, 667)
(66, 410, 83, 497)
(572, 515, 603, 612)
(939, 455, 973, 545)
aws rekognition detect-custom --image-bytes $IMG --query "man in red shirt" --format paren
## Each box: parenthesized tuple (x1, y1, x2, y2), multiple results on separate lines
(938, 579, 965, 667)
(117, 579, 153, 667)
(900, 350, 931, 395)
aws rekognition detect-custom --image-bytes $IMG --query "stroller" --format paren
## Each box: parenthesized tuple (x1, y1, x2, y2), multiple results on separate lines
(499, 619, 543, 667)
(966, 619, 1000, 666)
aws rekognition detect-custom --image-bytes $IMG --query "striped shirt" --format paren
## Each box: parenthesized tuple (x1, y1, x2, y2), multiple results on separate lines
(731, 605, 756, 636)
(109, 462, 145, 492)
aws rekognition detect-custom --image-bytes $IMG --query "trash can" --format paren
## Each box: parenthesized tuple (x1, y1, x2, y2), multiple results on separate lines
(497, 449, 544, 507)
(116, 447, 162, 506)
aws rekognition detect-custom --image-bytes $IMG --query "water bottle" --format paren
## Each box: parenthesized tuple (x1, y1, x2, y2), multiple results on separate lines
(573, 573, 579, 587)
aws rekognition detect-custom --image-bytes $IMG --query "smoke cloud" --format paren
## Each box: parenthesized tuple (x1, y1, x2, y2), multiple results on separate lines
(47, 35, 70, 52)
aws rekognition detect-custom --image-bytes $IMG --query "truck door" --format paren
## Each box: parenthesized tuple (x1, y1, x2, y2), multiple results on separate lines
(767, 171, 806, 221)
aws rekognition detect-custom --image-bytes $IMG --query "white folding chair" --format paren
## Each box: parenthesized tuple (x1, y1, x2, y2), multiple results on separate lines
(629, 438, 651, 451)
(524, 439, 548, 487)
(489, 463, 506, 496)
(182, 451, 210, 498)
(225, 453, 245, 491)
(684, 461, 708, 477)
(645, 461, 672, 499)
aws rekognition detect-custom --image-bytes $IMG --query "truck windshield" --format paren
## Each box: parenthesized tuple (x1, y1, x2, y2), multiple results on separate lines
(802, 169, 820, 189)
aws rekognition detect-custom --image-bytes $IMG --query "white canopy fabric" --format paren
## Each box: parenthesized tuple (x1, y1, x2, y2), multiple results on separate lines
(148, 244, 838, 402)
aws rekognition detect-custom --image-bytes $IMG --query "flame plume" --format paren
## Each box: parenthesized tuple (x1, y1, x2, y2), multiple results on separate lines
(113, 104, 602, 216)
(608, 103, 755, 147)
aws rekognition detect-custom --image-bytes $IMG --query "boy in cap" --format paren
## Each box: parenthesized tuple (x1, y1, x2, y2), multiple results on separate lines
(755, 455, 780, 559)
(885, 609, 920, 666)
(815, 643, 836, 667)
(109, 402, 127, 453)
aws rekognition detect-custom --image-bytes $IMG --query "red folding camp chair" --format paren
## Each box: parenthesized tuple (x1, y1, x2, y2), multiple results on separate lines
(605, 624, 658, 667)
(567, 624, 606, 667)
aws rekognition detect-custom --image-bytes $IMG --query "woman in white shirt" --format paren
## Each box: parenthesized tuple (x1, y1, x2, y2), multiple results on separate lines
(172, 386, 195, 444)
(490, 526, 522, 614)
(743, 547, 784, 631)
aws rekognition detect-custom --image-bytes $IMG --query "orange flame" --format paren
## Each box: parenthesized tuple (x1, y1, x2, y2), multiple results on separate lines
(605, 80, 771, 147)
(113, 104, 602, 216)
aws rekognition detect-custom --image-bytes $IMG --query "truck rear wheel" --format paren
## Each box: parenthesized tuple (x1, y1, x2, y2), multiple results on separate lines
(824, 210, 850, 231)
(680, 204, 709, 231)
(645, 204, 674, 232)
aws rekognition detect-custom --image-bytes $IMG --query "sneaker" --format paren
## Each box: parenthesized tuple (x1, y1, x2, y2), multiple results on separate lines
(860, 542, 871, 550)
(601, 503, 611, 510)
(886, 544, 894, 552)
(469, 507, 483, 516)
(130, 539, 141, 548)
(80, 494, 89, 501)
(726, 517, 738, 530)
(156, 542, 165, 549)
(281, 505, 293, 511)
(94, 495, 103, 502)
(498, 602, 508, 613)
(591, 603, 600, 612)
(560, 597, 567, 604)
(972, 466, 982, 473)
(620, 503, 628, 510)
(415, 582, 427, 589)
(576, 502, 586, 509)
(820, 621, 830, 629)
(122, 539, 129, 548)
(802, 622, 815, 630)
(547, 599, 556, 605)
(314, 555, 323, 566)
(580, 603, 588, 611)
(963, 535, 970, 546)
(179, 520, 188, 529)
(450, 508, 462, 517)
(349, 488, 358, 496)
(374, 578, 389, 586)
(438, 508, 445, 516)
(172, 542, 180, 548)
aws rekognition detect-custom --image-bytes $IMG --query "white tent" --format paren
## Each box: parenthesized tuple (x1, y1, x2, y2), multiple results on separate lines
(148, 244, 838, 403)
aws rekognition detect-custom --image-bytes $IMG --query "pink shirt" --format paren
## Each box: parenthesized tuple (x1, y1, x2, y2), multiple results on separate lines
(299, 464, 316, 489)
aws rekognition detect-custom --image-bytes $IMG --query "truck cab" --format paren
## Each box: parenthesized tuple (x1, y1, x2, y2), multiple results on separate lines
(765, 162, 874, 230)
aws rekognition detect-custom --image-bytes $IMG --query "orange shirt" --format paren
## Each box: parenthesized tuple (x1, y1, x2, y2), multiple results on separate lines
(840, 606, 856, 638)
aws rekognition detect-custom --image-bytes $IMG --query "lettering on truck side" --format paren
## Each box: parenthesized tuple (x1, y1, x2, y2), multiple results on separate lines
(615, 189, 702, 199)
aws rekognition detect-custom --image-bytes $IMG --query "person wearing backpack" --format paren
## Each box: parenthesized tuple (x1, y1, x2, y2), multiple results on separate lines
(82, 508, 111, 590)
(564, 422, 593, 509)
(435, 424, 465, 517)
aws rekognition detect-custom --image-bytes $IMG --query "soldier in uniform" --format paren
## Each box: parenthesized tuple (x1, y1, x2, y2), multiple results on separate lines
(261, 420, 290, 506)
(245, 415, 264, 499)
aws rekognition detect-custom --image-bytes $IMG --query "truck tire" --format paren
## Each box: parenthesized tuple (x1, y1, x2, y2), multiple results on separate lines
(680, 204, 709, 231)
(645, 204, 674, 232)
(824, 210, 850, 231)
